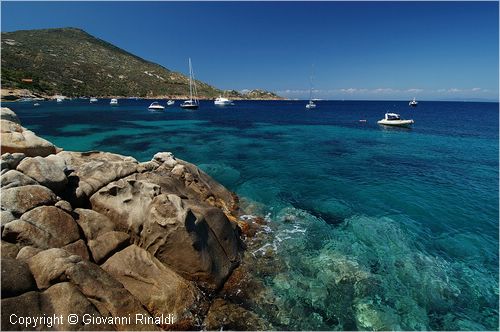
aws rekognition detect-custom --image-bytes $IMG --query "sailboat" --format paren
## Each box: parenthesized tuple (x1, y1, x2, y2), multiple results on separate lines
(305, 66, 317, 109)
(180, 58, 199, 110)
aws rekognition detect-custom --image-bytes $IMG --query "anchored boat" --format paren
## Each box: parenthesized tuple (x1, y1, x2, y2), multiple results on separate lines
(148, 101, 165, 111)
(377, 113, 414, 127)
(180, 58, 199, 110)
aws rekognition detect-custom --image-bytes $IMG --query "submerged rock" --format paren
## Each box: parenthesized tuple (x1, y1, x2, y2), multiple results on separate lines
(203, 298, 271, 330)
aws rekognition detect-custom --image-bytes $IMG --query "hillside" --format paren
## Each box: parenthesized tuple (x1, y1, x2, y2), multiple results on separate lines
(1, 27, 282, 100)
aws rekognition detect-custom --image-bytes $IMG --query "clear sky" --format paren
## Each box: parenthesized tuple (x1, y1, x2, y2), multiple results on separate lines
(2, 1, 499, 101)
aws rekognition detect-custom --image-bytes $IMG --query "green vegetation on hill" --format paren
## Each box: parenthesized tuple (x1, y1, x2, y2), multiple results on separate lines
(1, 27, 282, 100)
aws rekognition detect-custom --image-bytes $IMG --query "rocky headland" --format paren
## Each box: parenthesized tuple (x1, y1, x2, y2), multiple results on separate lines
(0, 107, 271, 330)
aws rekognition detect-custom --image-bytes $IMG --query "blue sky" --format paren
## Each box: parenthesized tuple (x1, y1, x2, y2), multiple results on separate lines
(2, 1, 499, 101)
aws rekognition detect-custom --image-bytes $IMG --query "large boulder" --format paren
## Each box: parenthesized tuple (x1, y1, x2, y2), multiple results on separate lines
(0, 112, 57, 157)
(1, 258, 37, 298)
(102, 245, 204, 328)
(0, 152, 26, 171)
(0, 169, 38, 189)
(1, 241, 20, 259)
(0, 184, 57, 215)
(27, 248, 158, 331)
(73, 208, 115, 241)
(90, 177, 240, 289)
(17, 156, 67, 193)
(62, 239, 90, 261)
(0, 107, 20, 124)
(1, 283, 113, 331)
(143, 195, 240, 289)
(57, 151, 138, 205)
(41, 282, 114, 331)
(89, 176, 161, 235)
(1, 291, 45, 330)
(2, 206, 80, 249)
(87, 231, 130, 264)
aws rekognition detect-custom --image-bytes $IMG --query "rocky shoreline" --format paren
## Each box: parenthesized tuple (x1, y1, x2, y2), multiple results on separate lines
(0, 107, 271, 330)
(1, 89, 285, 102)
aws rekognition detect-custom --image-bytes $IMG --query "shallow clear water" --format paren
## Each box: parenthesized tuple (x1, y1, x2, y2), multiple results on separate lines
(6, 99, 499, 330)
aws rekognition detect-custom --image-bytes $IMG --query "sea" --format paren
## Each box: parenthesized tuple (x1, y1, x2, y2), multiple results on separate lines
(5, 99, 499, 330)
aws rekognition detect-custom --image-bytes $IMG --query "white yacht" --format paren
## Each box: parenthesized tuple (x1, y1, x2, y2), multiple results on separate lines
(56, 97, 63, 103)
(167, 100, 175, 106)
(148, 101, 165, 111)
(214, 95, 234, 106)
(409, 97, 418, 107)
(377, 113, 414, 127)
(180, 58, 199, 110)
(90, 97, 98, 103)
(110, 98, 118, 106)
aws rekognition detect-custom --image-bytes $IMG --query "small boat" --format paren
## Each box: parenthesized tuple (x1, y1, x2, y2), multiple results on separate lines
(56, 98, 63, 103)
(214, 95, 233, 106)
(305, 100, 316, 109)
(409, 97, 418, 107)
(110, 98, 118, 105)
(90, 97, 98, 103)
(148, 101, 165, 111)
(180, 58, 199, 110)
(377, 113, 414, 127)
(33, 103, 40, 107)
(167, 100, 175, 106)
(180, 100, 198, 110)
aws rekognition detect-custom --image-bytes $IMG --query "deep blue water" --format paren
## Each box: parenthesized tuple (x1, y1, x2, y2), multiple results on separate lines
(5, 99, 499, 330)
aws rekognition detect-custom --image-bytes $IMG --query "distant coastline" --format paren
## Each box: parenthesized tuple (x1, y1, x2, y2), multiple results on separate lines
(0, 88, 285, 102)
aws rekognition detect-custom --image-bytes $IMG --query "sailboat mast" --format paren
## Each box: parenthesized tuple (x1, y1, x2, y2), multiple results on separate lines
(188, 58, 193, 101)
(309, 64, 314, 101)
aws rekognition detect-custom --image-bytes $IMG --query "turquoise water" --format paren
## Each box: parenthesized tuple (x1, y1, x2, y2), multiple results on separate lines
(6, 99, 499, 330)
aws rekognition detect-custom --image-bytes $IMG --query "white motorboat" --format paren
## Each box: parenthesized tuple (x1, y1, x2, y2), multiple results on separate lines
(409, 97, 418, 107)
(90, 97, 98, 103)
(214, 95, 233, 106)
(56, 98, 63, 103)
(110, 98, 118, 106)
(33, 103, 40, 107)
(377, 113, 414, 127)
(167, 100, 175, 106)
(148, 101, 165, 111)
(180, 58, 199, 110)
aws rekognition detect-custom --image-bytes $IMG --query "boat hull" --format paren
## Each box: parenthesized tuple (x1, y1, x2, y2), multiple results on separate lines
(377, 119, 414, 127)
(180, 104, 199, 110)
(148, 106, 165, 111)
